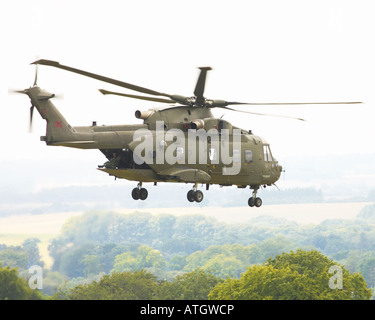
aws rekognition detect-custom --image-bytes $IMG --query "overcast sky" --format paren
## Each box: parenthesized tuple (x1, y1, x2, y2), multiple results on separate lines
(1, 0, 374, 177)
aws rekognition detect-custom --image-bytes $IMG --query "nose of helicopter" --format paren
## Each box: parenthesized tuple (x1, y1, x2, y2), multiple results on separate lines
(272, 163, 283, 182)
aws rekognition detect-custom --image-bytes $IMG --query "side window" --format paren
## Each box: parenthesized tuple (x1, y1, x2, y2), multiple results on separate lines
(245, 150, 253, 163)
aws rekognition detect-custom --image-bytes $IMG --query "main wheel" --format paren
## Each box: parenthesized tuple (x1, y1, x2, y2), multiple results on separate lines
(187, 190, 195, 202)
(194, 190, 204, 203)
(139, 188, 148, 200)
(255, 197, 262, 207)
(131, 188, 140, 200)
(248, 197, 255, 207)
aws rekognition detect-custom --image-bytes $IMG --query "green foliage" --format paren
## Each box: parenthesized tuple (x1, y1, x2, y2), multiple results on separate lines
(158, 269, 222, 300)
(0, 248, 28, 269)
(112, 245, 167, 273)
(22, 238, 44, 267)
(2, 206, 373, 300)
(55, 268, 221, 300)
(359, 257, 375, 288)
(183, 244, 262, 278)
(0, 238, 44, 271)
(208, 250, 372, 300)
(41, 271, 68, 296)
(0, 264, 42, 300)
(56, 270, 159, 300)
(46, 209, 375, 296)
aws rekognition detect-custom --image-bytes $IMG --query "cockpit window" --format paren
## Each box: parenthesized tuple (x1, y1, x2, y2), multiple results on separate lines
(263, 145, 273, 162)
(245, 150, 253, 163)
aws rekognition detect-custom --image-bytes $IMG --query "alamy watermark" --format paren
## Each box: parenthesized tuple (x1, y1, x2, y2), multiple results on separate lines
(28, 265, 43, 290)
(328, 265, 343, 290)
(132, 121, 242, 175)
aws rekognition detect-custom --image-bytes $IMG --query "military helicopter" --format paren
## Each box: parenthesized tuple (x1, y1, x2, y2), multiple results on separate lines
(14, 59, 361, 207)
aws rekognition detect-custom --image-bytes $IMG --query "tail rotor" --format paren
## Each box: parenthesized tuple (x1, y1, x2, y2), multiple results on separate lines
(9, 62, 62, 132)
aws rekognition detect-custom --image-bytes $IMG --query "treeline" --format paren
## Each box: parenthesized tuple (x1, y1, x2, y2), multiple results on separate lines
(0, 238, 44, 271)
(1, 250, 372, 300)
(47, 207, 375, 283)
(1, 203, 375, 298)
(54, 250, 372, 300)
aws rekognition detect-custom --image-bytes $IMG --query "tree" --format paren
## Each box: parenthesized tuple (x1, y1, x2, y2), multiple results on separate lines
(22, 238, 44, 268)
(158, 269, 222, 300)
(57, 244, 95, 278)
(82, 254, 104, 277)
(0, 264, 42, 300)
(208, 250, 372, 300)
(183, 244, 263, 278)
(359, 257, 375, 288)
(112, 245, 167, 273)
(55, 270, 158, 300)
(0, 248, 28, 269)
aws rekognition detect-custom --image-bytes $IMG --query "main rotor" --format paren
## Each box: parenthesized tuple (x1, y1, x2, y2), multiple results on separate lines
(32, 59, 362, 121)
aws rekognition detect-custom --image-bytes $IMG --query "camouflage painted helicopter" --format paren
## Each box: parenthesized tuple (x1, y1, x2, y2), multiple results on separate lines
(14, 59, 361, 206)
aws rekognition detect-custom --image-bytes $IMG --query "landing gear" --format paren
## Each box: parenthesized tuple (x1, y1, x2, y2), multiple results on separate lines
(248, 187, 262, 208)
(187, 183, 204, 203)
(248, 197, 262, 207)
(132, 182, 148, 201)
(187, 190, 195, 202)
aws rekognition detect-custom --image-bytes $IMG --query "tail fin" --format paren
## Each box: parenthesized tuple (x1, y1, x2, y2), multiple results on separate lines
(25, 86, 75, 143)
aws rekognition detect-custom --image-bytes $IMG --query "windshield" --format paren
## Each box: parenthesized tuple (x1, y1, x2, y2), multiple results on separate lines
(263, 145, 273, 162)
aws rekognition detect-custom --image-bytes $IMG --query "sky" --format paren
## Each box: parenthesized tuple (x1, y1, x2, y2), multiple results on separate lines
(1, 0, 375, 191)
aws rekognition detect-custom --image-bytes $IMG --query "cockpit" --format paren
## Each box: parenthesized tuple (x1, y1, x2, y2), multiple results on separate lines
(263, 144, 275, 162)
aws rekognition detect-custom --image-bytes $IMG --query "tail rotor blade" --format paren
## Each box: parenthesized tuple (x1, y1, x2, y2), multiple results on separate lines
(9, 89, 26, 95)
(33, 63, 38, 86)
(29, 105, 34, 132)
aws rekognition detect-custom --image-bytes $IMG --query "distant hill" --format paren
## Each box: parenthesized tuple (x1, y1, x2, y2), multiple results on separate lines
(1, 153, 375, 216)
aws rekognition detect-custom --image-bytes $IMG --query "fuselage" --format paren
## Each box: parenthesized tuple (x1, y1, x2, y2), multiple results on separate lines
(26, 85, 282, 188)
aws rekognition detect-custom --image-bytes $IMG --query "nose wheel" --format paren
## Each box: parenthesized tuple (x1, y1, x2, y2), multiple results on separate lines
(131, 182, 148, 201)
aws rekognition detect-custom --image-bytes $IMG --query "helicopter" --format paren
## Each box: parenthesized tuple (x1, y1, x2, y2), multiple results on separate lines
(14, 59, 361, 207)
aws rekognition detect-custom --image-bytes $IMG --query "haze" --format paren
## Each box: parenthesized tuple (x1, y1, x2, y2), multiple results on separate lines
(1, 0, 374, 202)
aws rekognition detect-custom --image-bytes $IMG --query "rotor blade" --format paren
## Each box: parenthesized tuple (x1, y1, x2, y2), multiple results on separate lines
(207, 99, 362, 108)
(9, 89, 27, 94)
(29, 105, 34, 132)
(194, 67, 212, 100)
(32, 59, 172, 98)
(219, 105, 306, 121)
(33, 63, 38, 86)
(225, 101, 363, 106)
(98, 89, 176, 104)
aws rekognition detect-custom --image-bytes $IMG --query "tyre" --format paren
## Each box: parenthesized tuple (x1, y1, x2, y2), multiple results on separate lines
(255, 197, 262, 207)
(248, 197, 255, 207)
(139, 188, 148, 200)
(194, 190, 204, 203)
(131, 188, 140, 200)
(187, 190, 195, 202)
